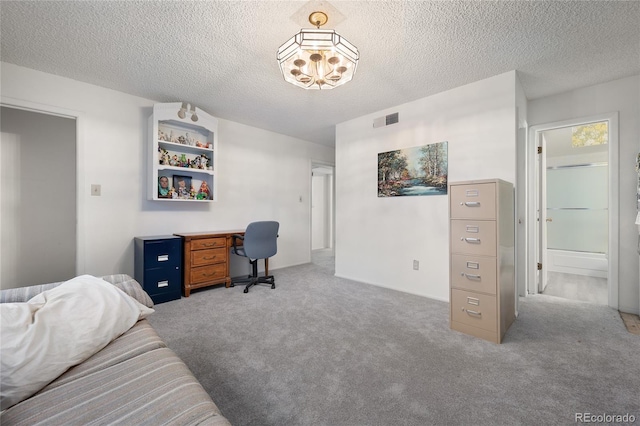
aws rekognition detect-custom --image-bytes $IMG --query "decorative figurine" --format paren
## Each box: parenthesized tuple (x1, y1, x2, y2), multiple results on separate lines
(170, 155, 179, 166)
(198, 181, 211, 200)
(159, 148, 170, 165)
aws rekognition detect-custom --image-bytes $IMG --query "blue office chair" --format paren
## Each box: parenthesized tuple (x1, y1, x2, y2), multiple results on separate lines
(230, 221, 279, 293)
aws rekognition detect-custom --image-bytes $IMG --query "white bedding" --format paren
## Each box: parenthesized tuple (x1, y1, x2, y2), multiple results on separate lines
(0, 275, 154, 410)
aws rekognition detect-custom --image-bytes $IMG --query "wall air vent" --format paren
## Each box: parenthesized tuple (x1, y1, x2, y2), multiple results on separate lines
(373, 112, 399, 128)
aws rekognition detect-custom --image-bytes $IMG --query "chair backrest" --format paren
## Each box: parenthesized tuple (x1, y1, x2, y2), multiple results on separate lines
(243, 221, 279, 260)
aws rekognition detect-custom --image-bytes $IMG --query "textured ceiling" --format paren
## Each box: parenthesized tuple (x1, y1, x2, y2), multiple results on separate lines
(1, 1, 639, 147)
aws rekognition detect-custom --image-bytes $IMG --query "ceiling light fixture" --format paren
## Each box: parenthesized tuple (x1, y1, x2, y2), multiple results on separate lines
(178, 102, 199, 122)
(277, 11, 359, 90)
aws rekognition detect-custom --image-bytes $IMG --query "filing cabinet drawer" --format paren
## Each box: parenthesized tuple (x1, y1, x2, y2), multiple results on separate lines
(450, 254, 497, 295)
(450, 220, 497, 256)
(144, 267, 181, 296)
(192, 247, 226, 266)
(450, 183, 496, 219)
(190, 263, 226, 284)
(192, 237, 226, 251)
(451, 288, 497, 332)
(143, 239, 181, 269)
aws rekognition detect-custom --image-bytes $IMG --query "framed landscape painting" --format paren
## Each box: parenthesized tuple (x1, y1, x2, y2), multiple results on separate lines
(378, 141, 448, 197)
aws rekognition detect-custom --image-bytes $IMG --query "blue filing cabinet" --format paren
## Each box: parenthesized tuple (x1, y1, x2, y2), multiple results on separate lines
(134, 236, 182, 304)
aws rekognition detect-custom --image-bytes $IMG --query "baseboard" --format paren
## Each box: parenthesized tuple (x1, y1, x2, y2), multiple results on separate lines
(333, 273, 449, 303)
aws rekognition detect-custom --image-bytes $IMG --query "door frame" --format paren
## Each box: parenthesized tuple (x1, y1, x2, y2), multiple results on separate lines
(1, 95, 84, 275)
(526, 112, 619, 309)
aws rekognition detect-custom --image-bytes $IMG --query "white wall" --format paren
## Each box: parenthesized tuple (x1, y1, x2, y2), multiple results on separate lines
(0, 62, 334, 282)
(335, 72, 517, 301)
(528, 75, 640, 314)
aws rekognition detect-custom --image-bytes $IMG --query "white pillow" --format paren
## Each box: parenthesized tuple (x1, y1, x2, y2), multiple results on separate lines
(0, 275, 155, 410)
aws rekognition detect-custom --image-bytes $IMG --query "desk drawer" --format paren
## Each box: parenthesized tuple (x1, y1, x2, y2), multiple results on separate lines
(450, 220, 496, 256)
(450, 254, 497, 295)
(192, 237, 226, 251)
(450, 183, 496, 219)
(192, 248, 226, 266)
(451, 288, 497, 332)
(190, 264, 226, 284)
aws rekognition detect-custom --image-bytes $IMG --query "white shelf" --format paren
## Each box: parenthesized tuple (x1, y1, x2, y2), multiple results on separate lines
(148, 102, 218, 203)
(158, 165, 214, 176)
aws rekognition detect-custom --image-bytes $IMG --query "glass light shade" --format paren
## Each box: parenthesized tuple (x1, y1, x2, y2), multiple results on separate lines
(277, 28, 359, 90)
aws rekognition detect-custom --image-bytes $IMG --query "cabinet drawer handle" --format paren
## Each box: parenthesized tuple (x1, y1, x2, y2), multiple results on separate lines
(203, 256, 217, 260)
(460, 201, 480, 207)
(464, 309, 482, 317)
(203, 243, 217, 247)
(461, 237, 481, 243)
(157, 280, 169, 288)
(461, 273, 481, 280)
(157, 255, 169, 262)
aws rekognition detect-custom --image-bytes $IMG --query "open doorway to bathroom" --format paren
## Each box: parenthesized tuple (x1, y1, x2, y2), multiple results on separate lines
(310, 162, 334, 274)
(530, 115, 618, 307)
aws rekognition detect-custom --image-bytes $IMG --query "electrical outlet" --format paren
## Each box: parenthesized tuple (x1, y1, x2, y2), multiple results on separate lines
(413, 260, 419, 270)
(91, 184, 101, 196)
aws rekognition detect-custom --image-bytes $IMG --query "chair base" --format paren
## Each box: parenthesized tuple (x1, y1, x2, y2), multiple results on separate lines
(230, 259, 276, 293)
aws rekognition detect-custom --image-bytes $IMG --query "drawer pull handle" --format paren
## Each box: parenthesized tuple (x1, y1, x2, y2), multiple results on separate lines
(157, 280, 169, 288)
(465, 309, 482, 317)
(203, 243, 216, 247)
(460, 201, 480, 207)
(157, 255, 169, 262)
(203, 256, 217, 260)
(461, 273, 481, 280)
(461, 237, 481, 243)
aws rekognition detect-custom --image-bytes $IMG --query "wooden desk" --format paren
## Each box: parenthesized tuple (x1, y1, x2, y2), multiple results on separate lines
(174, 230, 244, 297)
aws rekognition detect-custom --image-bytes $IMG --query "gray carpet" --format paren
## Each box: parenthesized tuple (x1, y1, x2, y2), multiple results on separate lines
(147, 262, 639, 426)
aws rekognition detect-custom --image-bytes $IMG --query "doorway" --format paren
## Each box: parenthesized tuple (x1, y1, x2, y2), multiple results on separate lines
(528, 113, 619, 308)
(0, 106, 77, 289)
(310, 162, 334, 273)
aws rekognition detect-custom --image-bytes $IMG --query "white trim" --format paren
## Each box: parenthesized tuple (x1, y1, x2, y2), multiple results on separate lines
(526, 112, 619, 309)
(0, 96, 85, 276)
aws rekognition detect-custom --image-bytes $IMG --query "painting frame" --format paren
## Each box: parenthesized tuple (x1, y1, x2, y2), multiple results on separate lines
(378, 141, 448, 197)
(173, 174, 192, 199)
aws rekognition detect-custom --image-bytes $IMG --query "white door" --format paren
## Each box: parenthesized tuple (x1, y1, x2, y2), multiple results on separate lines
(537, 134, 549, 293)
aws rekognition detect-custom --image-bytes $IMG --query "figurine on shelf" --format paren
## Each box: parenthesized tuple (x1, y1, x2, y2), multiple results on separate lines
(198, 181, 211, 200)
(195, 140, 204, 148)
(159, 148, 170, 165)
(170, 155, 179, 166)
(158, 130, 167, 141)
(200, 154, 210, 170)
(179, 154, 188, 167)
(169, 131, 177, 143)
(177, 135, 186, 145)
(190, 186, 197, 199)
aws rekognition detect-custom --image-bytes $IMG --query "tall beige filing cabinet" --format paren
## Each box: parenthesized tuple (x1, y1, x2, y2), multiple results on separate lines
(449, 179, 515, 344)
